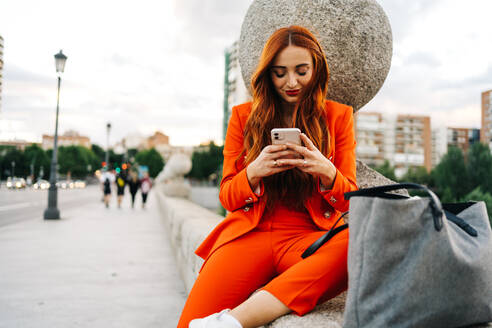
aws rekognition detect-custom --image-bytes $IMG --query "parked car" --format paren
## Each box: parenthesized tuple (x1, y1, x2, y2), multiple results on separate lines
(6, 177, 27, 189)
(57, 180, 75, 189)
(33, 179, 50, 190)
(74, 180, 86, 189)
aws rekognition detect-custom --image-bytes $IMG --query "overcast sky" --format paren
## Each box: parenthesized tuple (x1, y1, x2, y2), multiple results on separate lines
(0, 0, 491, 147)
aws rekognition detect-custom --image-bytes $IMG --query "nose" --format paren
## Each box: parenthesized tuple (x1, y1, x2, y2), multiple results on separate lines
(287, 73, 297, 88)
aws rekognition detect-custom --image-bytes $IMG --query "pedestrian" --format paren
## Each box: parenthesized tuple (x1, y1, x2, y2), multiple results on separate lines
(100, 169, 115, 208)
(140, 172, 152, 209)
(115, 171, 127, 208)
(178, 26, 357, 328)
(128, 170, 140, 209)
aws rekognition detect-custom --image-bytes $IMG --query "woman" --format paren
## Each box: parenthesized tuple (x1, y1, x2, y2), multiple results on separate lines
(127, 171, 140, 209)
(178, 26, 357, 328)
(140, 172, 152, 209)
(115, 171, 126, 208)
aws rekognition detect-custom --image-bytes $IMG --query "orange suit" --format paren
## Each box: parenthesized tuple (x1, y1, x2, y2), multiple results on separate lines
(178, 100, 357, 327)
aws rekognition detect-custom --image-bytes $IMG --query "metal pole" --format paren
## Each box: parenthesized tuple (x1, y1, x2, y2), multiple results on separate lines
(44, 76, 61, 220)
(105, 123, 111, 169)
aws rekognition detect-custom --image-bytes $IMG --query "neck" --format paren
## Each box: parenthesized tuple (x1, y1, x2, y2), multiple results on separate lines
(280, 101, 296, 126)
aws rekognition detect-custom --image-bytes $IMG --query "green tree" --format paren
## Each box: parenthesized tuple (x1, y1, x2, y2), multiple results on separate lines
(23, 144, 50, 180)
(432, 147, 468, 201)
(462, 187, 492, 227)
(187, 142, 224, 181)
(466, 142, 492, 195)
(372, 160, 397, 181)
(58, 146, 95, 178)
(91, 144, 105, 166)
(400, 166, 432, 186)
(135, 148, 164, 178)
(0, 147, 27, 179)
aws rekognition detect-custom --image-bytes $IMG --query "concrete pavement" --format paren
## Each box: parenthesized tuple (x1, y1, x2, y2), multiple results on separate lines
(0, 187, 186, 328)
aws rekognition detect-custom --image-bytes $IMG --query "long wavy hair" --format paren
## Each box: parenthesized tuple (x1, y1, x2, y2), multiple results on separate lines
(241, 25, 331, 213)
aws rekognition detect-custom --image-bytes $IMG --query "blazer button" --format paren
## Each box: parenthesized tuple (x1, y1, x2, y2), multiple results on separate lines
(245, 197, 253, 203)
(324, 210, 331, 218)
(243, 206, 250, 212)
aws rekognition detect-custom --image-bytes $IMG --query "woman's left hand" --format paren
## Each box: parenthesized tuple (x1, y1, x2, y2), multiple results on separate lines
(278, 133, 337, 188)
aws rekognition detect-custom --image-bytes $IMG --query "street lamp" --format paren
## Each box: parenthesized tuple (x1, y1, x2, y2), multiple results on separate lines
(105, 122, 111, 169)
(44, 50, 67, 220)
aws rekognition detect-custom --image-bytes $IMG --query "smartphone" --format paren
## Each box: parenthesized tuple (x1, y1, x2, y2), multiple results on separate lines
(271, 128, 301, 145)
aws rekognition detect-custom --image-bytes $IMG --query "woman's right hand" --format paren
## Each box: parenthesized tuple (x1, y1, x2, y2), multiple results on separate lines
(246, 144, 298, 190)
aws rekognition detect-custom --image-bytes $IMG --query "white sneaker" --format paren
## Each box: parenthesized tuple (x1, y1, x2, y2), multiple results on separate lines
(189, 309, 243, 328)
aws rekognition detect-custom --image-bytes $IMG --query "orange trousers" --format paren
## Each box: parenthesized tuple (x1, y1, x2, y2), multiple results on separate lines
(177, 205, 348, 328)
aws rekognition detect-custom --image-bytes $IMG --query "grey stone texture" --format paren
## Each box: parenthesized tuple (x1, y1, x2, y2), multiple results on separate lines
(239, 0, 392, 111)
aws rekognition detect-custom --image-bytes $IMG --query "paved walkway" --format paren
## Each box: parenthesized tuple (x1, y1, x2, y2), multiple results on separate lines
(0, 188, 186, 328)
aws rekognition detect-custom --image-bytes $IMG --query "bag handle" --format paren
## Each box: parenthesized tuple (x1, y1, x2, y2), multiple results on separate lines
(301, 212, 349, 258)
(344, 183, 444, 231)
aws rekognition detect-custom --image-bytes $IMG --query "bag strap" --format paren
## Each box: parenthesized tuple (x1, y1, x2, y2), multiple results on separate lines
(301, 212, 349, 259)
(444, 210, 478, 237)
(344, 183, 444, 231)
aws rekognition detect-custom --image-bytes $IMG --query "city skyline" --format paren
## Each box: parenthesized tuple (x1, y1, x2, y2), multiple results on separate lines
(0, 0, 491, 146)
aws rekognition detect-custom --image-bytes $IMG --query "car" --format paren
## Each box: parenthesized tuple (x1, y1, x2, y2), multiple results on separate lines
(74, 180, 86, 189)
(57, 180, 75, 189)
(33, 179, 50, 190)
(6, 177, 26, 189)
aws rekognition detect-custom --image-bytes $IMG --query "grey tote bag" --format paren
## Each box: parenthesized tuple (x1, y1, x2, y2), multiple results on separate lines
(343, 183, 492, 328)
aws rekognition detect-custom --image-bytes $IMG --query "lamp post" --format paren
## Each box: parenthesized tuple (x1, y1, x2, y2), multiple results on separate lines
(105, 123, 111, 170)
(44, 50, 67, 220)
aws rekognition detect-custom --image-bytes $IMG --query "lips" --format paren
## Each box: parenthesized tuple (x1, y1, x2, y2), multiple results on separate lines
(285, 89, 300, 96)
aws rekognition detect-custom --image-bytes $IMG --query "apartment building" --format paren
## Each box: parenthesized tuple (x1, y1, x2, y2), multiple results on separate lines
(447, 127, 480, 156)
(355, 112, 433, 178)
(481, 89, 492, 151)
(223, 41, 251, 140)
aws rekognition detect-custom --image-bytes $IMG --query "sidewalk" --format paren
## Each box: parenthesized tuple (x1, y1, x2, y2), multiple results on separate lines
(0, 189, 186, 328)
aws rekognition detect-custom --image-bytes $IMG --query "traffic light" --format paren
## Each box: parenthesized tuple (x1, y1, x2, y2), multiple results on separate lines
(102, 161, 107, 168)
(115, 167, 121, 173)
(122, 163, 128, 170)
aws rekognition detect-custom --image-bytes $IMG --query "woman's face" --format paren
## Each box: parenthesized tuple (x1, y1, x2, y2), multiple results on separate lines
(270, 45, 313, 104)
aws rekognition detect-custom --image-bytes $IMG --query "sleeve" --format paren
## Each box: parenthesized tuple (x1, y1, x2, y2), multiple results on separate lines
(318, 106, 358, 212)
(219, 105, 264, 212)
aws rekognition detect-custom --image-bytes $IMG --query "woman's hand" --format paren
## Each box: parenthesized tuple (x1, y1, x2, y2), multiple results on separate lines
(246, 144, 298, 190)
(280, 133, 337, 189)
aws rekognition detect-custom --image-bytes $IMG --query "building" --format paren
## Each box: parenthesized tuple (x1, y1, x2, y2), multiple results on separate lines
(354, 112, 387, 167)
(223, 41, 251, 140)
(432, 126, 447, 168)
(447, 127, 480, 156)
(481, 89, 492, 151)
(393, 115, 432, 177)
(147, 131, 169, 149)
(42, 130, 91, 150)
(0, 35, 4, 113)
(354, 112, 432, 178)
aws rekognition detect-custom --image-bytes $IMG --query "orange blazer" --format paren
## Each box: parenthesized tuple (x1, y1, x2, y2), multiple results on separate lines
(195, 100, 358, 262)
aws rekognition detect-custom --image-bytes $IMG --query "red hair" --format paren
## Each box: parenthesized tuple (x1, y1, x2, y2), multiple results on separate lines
(241, 26, 331, 212)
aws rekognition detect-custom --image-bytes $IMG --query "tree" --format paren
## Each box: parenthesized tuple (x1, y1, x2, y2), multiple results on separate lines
(91, 144, 105, 165)
(187, 142, 224, 181)
(432, 147, 468, 201)
(400, 166, 432, 186)
(135, 148, 164, 178)
(0, 147, 27, 179)
(462, 187, 492, 227)
(372, 160, 397, 182)
(466, 142, 492, 195)
(58, 146, 96, 178)
(23, 144, 50, 180)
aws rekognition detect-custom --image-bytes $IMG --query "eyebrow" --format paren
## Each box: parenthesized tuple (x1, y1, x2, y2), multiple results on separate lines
(271, 64, 310, 69)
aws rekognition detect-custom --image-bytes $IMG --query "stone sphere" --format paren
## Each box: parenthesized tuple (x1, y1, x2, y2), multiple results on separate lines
(239, 0, 392, 111)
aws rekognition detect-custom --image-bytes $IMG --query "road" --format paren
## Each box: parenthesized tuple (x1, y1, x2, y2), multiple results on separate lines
(0, 185, 101, 227)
